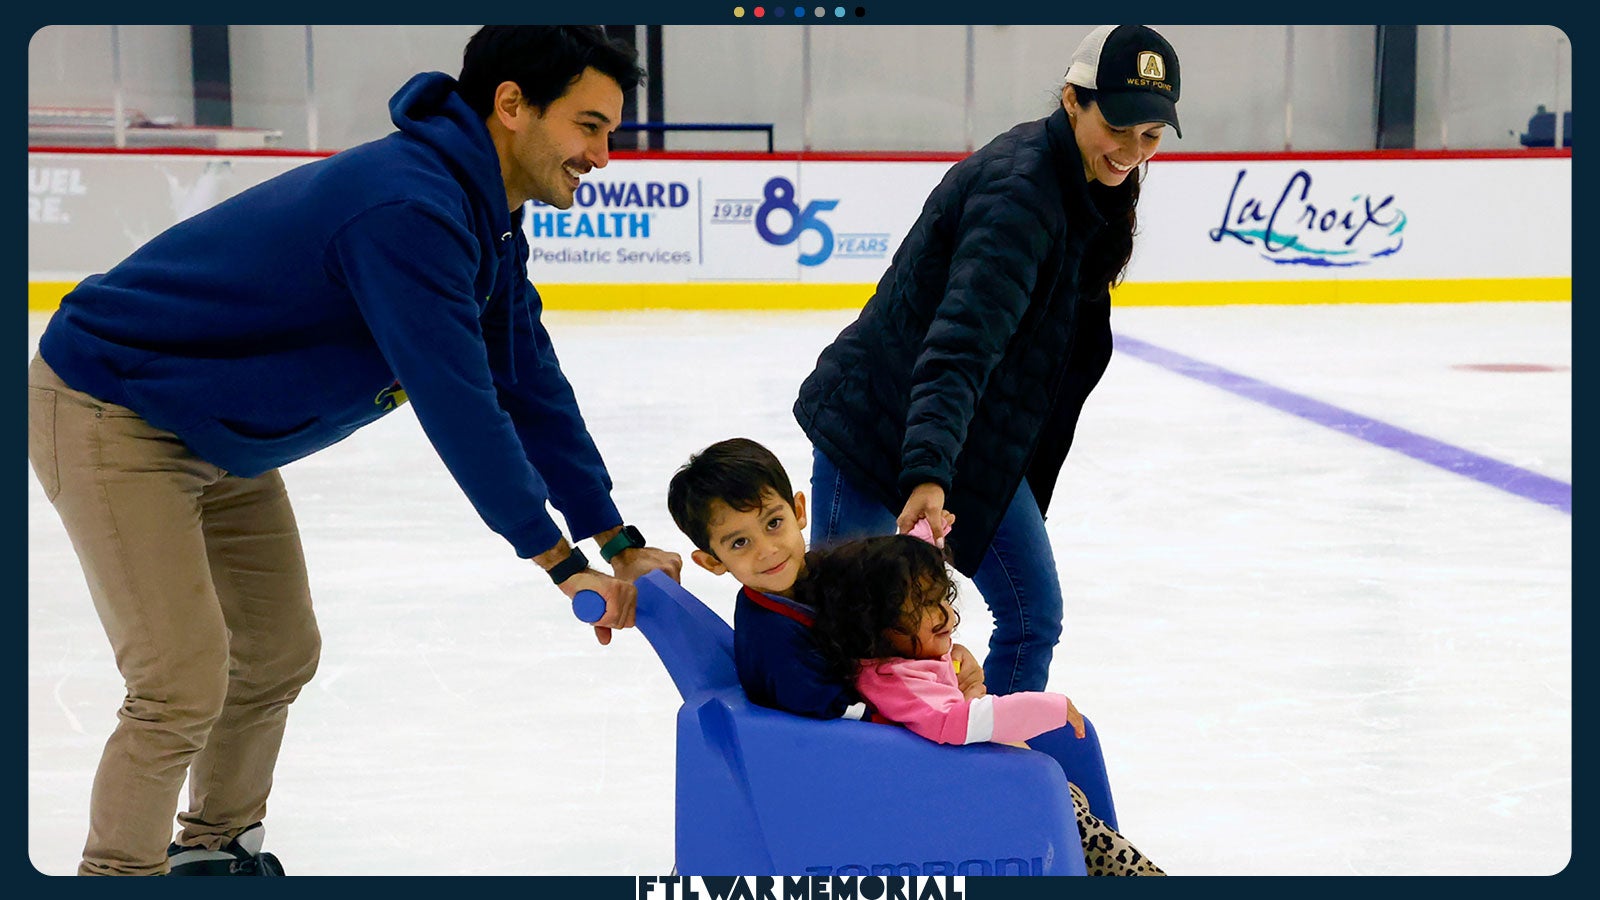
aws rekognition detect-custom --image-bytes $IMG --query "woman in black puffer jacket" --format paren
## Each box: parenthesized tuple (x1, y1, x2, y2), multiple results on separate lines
(794, 25, 1182, 694)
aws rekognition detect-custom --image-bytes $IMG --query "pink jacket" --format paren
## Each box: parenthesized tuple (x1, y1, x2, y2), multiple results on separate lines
(854, 654, 1069, 745)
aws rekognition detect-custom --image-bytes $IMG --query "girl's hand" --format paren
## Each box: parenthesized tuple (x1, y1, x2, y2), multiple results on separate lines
(1064, 697, 1086, 739)
(952, 643, 986, 699)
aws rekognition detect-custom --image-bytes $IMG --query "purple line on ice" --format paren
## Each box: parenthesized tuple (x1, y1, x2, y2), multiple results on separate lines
(1113, 333, 1571, 515)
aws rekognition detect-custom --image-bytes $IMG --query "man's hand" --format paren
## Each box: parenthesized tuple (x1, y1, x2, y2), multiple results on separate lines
(608, 546, 683, 584)
(534, 538, 641, 645)
(558, 569, 637, 646)
(951, 643, 986, 699)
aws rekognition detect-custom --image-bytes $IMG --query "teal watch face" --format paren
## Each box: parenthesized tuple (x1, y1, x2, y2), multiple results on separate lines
(603, 525, 645, 561)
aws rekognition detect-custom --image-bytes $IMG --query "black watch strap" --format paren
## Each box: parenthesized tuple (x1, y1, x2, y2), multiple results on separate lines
(547, 546, 590, 586)
(599, 524, 646, 564)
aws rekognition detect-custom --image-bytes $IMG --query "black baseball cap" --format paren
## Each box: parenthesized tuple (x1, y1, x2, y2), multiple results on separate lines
(1064, 25, 1182, 138)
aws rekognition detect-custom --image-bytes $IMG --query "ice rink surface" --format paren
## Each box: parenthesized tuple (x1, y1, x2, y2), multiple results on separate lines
(26, 301, 1572, 877)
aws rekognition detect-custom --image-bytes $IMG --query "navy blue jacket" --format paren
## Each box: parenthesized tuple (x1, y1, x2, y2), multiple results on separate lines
(733, 587, 865, 720)
(39, 72, 619, 558)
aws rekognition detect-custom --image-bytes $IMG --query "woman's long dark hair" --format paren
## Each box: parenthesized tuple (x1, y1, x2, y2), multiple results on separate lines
(1068, 85, 1143, 298)
(797, 535, 960, 683)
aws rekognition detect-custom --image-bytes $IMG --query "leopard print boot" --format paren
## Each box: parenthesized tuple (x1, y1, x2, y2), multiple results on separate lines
(1068, 782, 1166, 876)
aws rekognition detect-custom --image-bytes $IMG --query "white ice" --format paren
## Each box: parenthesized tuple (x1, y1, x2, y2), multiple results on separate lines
(26, 301, 1572, 876)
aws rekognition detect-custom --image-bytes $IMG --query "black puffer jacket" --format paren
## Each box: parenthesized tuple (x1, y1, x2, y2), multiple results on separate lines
(794, 105, 1119, 577)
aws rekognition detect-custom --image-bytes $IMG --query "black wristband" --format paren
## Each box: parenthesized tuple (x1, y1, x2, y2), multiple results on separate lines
(547, 546, 590, 586)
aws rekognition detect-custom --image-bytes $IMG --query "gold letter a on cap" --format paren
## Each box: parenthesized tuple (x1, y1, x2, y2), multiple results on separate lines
(1138, 51, 1165, 80)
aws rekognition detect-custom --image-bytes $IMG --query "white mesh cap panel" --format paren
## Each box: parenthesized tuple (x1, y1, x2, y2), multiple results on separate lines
(1064, 24, 1118, 88)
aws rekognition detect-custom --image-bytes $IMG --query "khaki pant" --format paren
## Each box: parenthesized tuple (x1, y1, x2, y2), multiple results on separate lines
(28, 355, 321, 876)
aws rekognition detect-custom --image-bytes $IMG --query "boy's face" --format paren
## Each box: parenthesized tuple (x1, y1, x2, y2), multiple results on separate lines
(691, 489, 808, 597)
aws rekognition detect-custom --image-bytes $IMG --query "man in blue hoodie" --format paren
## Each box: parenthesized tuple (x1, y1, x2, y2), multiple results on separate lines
(26, 26, 681, 876)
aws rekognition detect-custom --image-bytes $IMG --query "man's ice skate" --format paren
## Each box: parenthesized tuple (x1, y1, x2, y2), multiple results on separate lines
(166, 822, 285, 875)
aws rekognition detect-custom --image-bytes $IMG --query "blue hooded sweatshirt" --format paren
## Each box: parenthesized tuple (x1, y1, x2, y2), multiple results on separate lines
(38, 71, 621, 559)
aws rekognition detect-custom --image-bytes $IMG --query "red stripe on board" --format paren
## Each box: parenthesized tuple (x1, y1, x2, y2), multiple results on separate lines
(1152, 148, 1571, 162)
(611, 151, 972, 162)
(613, 148, 1572, 163)
(29, 147, 1572, 163)
(29, 146, 338, 159)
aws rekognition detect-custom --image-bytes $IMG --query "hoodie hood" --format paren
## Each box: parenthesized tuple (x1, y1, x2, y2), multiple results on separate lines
(389, 71, 512, 243)
(388, 71, 533, 382)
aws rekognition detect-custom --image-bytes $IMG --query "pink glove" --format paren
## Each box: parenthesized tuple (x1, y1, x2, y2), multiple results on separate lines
(906, 518, 949, 549)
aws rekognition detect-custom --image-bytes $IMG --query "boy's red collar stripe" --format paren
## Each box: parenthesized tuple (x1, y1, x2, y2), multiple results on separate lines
(742, 586, 815, 627)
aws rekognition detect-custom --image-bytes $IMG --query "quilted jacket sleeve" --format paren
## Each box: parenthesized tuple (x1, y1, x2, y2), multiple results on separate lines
(898, 159, 1061, 495)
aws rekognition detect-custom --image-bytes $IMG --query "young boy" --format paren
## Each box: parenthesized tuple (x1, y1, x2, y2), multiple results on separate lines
(665, 438, 983, 720)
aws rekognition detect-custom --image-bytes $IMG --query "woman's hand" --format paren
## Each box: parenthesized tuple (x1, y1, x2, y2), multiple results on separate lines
(898, 483, 954, 546)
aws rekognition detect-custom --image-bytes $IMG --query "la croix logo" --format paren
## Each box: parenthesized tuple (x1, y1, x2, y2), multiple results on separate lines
(1209, 168, 1407, 267)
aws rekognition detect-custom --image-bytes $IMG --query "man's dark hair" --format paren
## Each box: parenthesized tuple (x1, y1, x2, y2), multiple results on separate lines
(667, 438, 796, 556)
(457, 26, 645, 118)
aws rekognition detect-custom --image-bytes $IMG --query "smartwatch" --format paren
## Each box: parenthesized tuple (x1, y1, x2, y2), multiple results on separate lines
(599, 524, 646, 564)
(547, 546, 590, 586)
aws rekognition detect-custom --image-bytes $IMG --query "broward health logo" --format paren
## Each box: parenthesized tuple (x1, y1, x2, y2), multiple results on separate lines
(638, 876, 964, 900)
(529, 178, 690, 239)
(1209, 169, 1406, 266)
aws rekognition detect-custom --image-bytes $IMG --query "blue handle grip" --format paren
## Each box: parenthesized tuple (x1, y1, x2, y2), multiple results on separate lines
(572, 590, 606, 623)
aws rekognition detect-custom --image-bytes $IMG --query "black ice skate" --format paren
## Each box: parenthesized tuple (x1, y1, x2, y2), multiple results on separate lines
(166, 822, 285, 875)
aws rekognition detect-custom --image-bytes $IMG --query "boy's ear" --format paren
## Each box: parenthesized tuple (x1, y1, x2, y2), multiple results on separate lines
(691, 548, 727, 576)
(792, 491, 807, 530)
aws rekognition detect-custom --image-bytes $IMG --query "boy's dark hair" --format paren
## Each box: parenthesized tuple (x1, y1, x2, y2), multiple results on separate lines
(667, 438, 796, 556)
(799, 535, 960, 683)
(457, 26, 646, 118)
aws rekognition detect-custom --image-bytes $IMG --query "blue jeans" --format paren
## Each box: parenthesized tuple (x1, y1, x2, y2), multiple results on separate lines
(810, 448, 1065, 694)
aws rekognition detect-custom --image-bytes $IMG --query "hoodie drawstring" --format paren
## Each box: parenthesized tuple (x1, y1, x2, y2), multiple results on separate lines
(500, 230, 520, 384)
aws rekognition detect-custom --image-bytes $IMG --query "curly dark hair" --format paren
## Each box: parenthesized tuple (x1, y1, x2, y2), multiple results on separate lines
(798, 535, 961, 683)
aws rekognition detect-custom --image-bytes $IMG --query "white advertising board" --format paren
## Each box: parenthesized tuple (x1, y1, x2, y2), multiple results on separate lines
(29, 150, 1571, 308)
(28, 152, 312, 281)
(1130, 157, 1571, 282)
